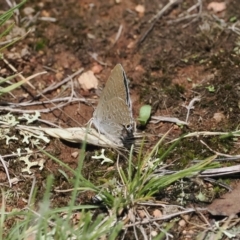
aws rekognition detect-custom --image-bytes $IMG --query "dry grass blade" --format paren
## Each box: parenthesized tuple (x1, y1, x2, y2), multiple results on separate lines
(17, 125, 122, 148)
(0, 155, 11, 187)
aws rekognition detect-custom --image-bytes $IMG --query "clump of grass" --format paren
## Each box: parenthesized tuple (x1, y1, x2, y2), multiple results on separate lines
(0, 0, 28, 94)
(0, 0, 26, 51)
(1, 129, 218, 239)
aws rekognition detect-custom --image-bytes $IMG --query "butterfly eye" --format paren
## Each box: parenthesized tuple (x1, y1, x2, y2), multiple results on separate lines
(125, 124, 132, 131)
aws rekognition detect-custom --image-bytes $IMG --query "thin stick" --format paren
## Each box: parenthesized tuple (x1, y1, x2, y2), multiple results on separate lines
(27, 175, 36, 206)
(2, 96, 88, 107)
(0, 155, 11, 187)
(200, 140, 240, 158)
(138, 0, 180, 44)
(183, 96, 201, 123)
(35, 68, 84, 98)
(0, 102, 69, 113)
(88, 52, 108, 66)
(126, 207, 206, 227)
(2, 56, 40, 89)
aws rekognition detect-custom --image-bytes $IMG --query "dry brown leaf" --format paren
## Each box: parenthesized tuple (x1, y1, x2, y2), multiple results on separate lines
(78, 70, 98, 91)
(208, 182, 240, 216)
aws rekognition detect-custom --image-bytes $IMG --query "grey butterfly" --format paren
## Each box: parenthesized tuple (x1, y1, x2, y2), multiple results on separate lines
(93, 64, 135, 147)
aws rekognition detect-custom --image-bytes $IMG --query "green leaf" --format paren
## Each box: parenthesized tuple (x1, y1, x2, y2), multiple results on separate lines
(137, 105, 152, 125)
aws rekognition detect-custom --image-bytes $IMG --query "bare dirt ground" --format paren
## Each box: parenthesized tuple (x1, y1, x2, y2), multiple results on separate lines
(1, 0, 240, 239)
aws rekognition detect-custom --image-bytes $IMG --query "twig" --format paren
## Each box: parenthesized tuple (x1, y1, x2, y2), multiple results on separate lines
(169, 130, 240, 143)
(114, 24, 123, 45)
(126, 207, 206, 227)
(200, 140, 240, 158)
(38, 17, 57, 22)
(2, 96, 88, 108)
(167, 13, 199, 25)
(0, 155, 11, 187)
(151, 116, 187, 125)
(2, 56, 43, 89)
(35, 68, 84, 98)
(0, 102, 69, 113)
(167, 0, 202, 28)
(182, 0, 202, 28)
(138, 0, 181, 44)
(204, 178, 232, 191)
(27, 175, 36, 206)
(228, 21, 240, 35)
(5, 0, 19, 25)
(182, 96, 201, 123)
(88, 52, 108, 66)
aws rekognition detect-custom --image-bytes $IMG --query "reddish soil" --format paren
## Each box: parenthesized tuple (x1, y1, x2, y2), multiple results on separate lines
(1, 0, 240, 238)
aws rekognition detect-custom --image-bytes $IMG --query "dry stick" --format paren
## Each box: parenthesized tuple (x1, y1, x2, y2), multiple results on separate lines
(0, 103, 69, 113)
(196, 209, 212, 227)
(38, 17, 57, 22)
(27, 175, 36, 206)
(35, 78, 84, 127)
(135, 206, 169, 239)
(203, 177, 232, 191)
(7, 66, 86, 127)
(180, 0, 201, 16)
(200, 140, 240, 158)
(35, 68, 84, 98)
(88, 52, 108, 66)
(132, 209, 139, 240)
(2, 56, 37, 89)
(183, 96, 201, 123)
(126, 207, 206, 227)
(109, 24, 123, 50)
(0, 155, 11, 187)
(166, 0, 202, 28)
(168, 131, 238, 144)
(182, 0, 203, 28)
(4, 96, 88, 107)
(228, 21, 240, 35)
(5, 0, 20, 25)
(150, 116, 187, 125)
(138, 0, 181, 44)
(167, 13, 198, 25)
(24, 11, 41, 28)
(138, 225, 147, 240)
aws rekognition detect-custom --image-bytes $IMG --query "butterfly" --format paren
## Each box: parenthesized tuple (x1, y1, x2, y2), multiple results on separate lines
(92, 64, 135, 147)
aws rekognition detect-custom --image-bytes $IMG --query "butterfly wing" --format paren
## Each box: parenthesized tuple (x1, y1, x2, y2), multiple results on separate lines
(93, 64, 134, 144)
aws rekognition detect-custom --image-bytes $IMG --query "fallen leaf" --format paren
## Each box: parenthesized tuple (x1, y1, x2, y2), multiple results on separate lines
(78, 70, 98, 91)
(208, 182, 240, 216)
(207, 2, 226, 13)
